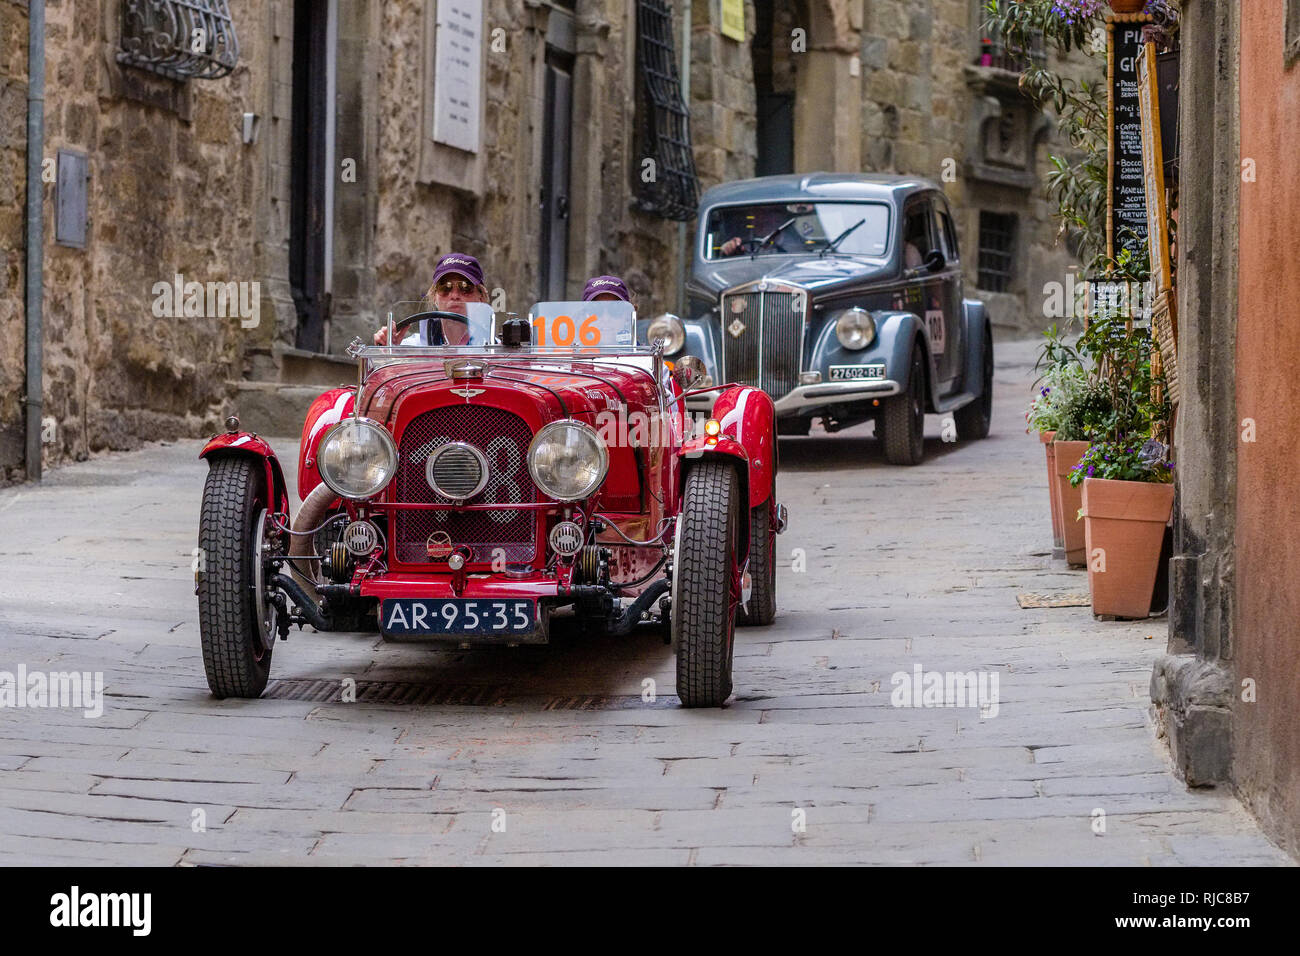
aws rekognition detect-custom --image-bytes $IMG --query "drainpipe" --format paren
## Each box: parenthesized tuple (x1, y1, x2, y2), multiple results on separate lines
(24, 0, 45, 482)
(676, 0, 692, 316)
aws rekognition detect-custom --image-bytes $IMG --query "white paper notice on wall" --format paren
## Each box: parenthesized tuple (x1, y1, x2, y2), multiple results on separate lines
(432, 0, 483, 153)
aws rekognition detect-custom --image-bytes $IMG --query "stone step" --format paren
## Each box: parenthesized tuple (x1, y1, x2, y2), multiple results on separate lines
(226, 382, 327, 438)
(276, 347, 358, 387)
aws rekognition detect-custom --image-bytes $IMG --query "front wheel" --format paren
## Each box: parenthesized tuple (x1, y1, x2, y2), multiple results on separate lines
(197, 457, 281, 699)
(673, 461, 741, 707)
(879, 342, 926, 465)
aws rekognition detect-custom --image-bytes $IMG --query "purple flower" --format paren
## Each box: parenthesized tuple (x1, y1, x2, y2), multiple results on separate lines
(1087, 465, 1096, 476)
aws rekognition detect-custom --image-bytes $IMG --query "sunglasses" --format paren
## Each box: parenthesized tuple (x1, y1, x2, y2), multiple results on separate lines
(434, 278, 476, 295)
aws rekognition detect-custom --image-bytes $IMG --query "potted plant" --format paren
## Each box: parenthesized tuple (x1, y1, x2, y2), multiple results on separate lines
(1026, 358, 1087, 550)
(1070, 439, 1174, 617)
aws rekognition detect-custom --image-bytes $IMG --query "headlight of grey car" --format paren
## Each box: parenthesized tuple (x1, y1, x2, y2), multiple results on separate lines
(318, 418, 398, 500)
(834, 307, 877, 350)
(527, 420, 609, 501)
(646, 313, 685, 355)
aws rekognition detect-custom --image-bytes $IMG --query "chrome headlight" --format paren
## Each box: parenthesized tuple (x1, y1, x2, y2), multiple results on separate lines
(646, 313, 686, 354)
(834, 307, 877, 350)
(318, 418, 398, 500)
(527, 420, 609, 502)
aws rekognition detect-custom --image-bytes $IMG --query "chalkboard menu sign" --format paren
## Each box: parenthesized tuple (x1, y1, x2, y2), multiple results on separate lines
(1107, 14, 1153, 271)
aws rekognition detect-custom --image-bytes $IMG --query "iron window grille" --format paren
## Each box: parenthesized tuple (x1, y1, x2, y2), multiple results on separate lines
(977, 211, 1017, 293)
(633, 0, 700, 221)
(118, 0, 239, 81)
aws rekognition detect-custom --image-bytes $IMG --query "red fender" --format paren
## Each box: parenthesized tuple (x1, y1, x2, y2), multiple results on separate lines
(709, 384, 776, 509)
(199, 433, 290, 515)
(298, 387, 356, 499)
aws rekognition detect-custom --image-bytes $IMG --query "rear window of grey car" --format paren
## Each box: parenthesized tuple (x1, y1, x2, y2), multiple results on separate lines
(702, 202, 891, 260)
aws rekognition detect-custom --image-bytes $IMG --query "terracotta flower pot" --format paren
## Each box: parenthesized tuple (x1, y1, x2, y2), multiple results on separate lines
(1039, 431, 1063, 548)
(1052, 440, 1089, 566)
(1108, 0, 1146, 14)
(1081, 478, 1175, 619)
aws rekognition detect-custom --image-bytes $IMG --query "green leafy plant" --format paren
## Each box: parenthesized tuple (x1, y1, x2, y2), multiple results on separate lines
(1068, 438, 1174, 487)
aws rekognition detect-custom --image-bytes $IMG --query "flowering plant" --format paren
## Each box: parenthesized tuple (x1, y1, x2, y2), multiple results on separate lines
(1068, 439, 1173, 486)
(1026, 362, 1087, 433)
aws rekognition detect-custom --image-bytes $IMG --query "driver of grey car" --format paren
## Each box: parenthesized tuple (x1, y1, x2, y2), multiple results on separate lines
(717, 203, 816, 257)
(373, 252, 491, 346)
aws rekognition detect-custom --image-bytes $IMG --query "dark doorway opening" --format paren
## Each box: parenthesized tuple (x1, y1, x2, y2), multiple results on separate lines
(754, 1, 798, 176)
(539, 47, 574, 300)
(290, 0, 330, 352)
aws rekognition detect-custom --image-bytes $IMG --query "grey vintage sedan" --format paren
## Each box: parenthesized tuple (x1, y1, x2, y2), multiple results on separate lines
(640, 173, 993, 465)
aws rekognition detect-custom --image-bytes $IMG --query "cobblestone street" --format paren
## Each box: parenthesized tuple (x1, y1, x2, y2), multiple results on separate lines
(0, 339, 1289, 865)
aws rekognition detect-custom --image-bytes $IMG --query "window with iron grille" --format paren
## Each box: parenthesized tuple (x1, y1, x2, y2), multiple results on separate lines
(633, 0, 700, 221)
(118, 0, 239, 81)
(977, 211, 1017, 292)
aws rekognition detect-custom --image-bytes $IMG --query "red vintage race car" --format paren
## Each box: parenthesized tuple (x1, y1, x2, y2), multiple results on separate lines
(196, 300, 785, 707)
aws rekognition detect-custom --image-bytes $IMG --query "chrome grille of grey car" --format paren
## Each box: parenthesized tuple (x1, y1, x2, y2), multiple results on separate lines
(720, 287, 805, 399)
(394, 407, 537, 565)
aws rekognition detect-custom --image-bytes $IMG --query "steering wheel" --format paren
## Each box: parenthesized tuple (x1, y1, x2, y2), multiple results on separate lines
(391, 310, 469, 345)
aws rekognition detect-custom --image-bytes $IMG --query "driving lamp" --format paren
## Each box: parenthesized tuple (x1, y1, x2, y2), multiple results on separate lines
(834, 307, 877, 350)
(527, 420, 609, 501)
(318, 418, 399, 500)
(646, 313, 686, 354)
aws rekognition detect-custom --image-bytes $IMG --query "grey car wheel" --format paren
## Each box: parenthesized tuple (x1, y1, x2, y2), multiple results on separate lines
(880, 342, 926, 465)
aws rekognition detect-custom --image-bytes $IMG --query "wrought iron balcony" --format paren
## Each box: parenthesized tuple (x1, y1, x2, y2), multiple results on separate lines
(117, 0, 239, 81)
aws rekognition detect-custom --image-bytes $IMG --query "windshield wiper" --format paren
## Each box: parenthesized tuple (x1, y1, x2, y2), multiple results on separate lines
(751, 216, 798, 259)
(819, 218, 867, 257)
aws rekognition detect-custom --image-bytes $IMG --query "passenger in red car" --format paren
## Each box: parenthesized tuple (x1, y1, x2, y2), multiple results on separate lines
(373, 252, 491, 345)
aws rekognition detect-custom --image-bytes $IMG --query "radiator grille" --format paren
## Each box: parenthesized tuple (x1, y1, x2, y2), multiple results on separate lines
(720, 288, 805, 399)
(394, 406, 538, 564)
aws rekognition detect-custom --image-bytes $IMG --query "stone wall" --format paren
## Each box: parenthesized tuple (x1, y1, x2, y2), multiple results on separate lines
(0, 0, 29, 477)
(2, 0, 268, 481)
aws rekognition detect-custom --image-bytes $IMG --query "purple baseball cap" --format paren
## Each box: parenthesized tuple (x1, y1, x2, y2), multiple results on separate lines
(582, 275, 631, 302)
(432, 252, 485, 288)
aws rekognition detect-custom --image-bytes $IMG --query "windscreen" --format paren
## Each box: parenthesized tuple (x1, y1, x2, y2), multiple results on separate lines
(384, 300, 497, 347)
(702, 201, 891, 260)
(527, 300, 636, 350)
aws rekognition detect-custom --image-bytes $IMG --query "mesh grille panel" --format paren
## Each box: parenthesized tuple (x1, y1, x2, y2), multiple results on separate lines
(395, 407, 538, 564)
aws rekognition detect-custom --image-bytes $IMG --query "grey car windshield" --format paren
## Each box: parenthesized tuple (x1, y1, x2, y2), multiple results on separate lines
(702, 201, 891, 259)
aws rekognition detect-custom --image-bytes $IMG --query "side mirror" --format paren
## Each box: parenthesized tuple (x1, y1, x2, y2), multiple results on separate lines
(924, 249, 946, 273)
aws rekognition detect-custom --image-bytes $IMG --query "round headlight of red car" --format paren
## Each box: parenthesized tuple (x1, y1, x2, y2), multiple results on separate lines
(527, 420, 609, 502)
(318, 418, 398, 500)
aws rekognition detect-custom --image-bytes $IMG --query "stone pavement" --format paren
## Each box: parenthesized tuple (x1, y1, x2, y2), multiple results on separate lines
(0, 339, 1291, 865)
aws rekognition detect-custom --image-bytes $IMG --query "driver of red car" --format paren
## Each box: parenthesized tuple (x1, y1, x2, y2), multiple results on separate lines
(373, 252, 490, 346)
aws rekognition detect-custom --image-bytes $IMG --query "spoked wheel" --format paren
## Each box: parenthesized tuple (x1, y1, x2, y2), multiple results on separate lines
(955, 326, 993, 440)
(737, 500, 776, 626)
(197, 457, 284, 699)
(673, 461, 740, 708)
(880, 341, 926, 465)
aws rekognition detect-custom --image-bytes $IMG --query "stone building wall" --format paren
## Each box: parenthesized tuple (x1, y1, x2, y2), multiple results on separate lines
(0, 0, 29, 476)
(1, 0, 267, 481)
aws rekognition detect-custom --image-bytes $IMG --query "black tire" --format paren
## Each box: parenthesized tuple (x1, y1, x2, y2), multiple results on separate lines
(776, 418, 810, 436)
(737, 503, 776, 626)
(673, 461, 740, 707)
(880, 341, 926, 465)
(954, 326, 993, 440)
(197, 457, 275, 699)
